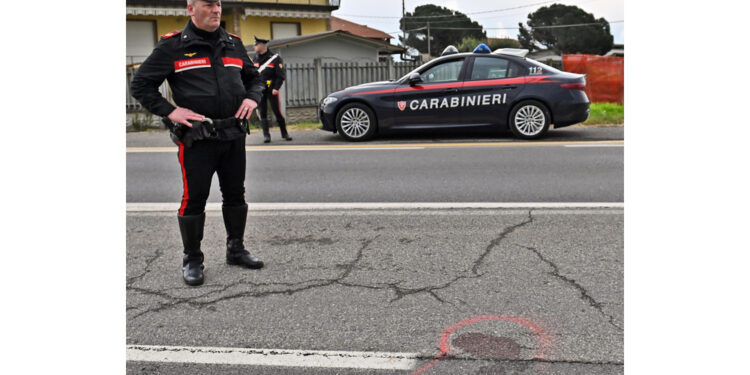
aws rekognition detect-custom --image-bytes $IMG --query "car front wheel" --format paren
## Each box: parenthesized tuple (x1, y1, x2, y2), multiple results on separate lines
(336, 103, 376, 141)
(509, 100, 551, 139)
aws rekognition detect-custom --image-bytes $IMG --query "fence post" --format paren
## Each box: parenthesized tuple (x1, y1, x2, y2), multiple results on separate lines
(388, 58, 394, 81)
(281, 81, 288, 121)
(314, 57, 324, 103)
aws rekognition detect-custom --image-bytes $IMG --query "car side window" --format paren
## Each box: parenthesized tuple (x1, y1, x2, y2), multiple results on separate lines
(420, 59, 464, 83)
(507, 62, 524, 78)
(470, 57, 524, 80)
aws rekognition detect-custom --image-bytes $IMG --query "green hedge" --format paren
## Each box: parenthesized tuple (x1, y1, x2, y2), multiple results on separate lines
(584, 102, 624, 125)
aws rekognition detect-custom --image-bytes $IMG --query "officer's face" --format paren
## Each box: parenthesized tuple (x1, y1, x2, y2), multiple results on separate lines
(253, 43, 267, 54)
(188, 0, 222, 32)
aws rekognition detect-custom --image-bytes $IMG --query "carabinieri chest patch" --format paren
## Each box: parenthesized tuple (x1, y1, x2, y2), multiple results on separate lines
(174, 57, 211, 73)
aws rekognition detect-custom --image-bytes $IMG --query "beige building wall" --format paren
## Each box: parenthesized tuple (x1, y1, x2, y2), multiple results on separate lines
(239, 17, 328, 41)
(127, 15, 189, 41)
(235, 0, 330, 5)
(126, 15, 327, 43)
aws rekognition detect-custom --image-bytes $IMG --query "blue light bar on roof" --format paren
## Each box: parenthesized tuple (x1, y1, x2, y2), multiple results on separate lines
(473, 43, 491, 53)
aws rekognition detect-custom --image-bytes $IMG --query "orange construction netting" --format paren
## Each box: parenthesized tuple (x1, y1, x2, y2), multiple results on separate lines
(563, 54, 623, 103)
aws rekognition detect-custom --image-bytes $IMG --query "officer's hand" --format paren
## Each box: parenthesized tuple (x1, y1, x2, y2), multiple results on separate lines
(235, 98, 258, 120)
(272, 89, 279, 96)
(168, 107, 204, 127)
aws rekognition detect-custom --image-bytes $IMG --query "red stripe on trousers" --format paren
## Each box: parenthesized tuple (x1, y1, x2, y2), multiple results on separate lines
(177, 141, 189, 216)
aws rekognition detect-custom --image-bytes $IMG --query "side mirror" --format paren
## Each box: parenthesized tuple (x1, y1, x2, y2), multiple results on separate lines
(408, 72, 422, 85)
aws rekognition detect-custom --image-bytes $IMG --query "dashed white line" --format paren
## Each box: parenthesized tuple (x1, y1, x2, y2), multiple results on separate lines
(126, 345, 420, 370)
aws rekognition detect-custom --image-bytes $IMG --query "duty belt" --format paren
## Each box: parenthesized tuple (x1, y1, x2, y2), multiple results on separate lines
(163, 117, 250, 148)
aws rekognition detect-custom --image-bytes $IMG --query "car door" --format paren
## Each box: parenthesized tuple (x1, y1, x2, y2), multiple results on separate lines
(392, 57, 468, 128)
(462, 56, 526, 126)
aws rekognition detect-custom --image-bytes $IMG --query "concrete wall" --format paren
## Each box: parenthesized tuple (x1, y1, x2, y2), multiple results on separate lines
(285, 106, 319, 123)
(126, 107, 320, 129)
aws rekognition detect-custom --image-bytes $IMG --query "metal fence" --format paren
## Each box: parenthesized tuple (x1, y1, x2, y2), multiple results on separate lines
(126, 65, 172, 111)
(284, 59, 421, 107)
(125, 59, 421, 111)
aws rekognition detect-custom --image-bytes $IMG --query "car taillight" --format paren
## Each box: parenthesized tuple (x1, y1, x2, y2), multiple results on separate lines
(561, 82, 586, 90)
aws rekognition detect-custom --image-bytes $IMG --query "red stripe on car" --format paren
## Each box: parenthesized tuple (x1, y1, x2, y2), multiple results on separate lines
(348, 75, 558, 96)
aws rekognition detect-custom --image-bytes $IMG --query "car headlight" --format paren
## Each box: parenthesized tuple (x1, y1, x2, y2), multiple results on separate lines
(322, 97, 338, 106)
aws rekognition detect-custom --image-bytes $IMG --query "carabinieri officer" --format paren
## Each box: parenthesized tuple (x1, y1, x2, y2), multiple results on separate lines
(252, 36, 292, 143)
(130, 0, 265, 286)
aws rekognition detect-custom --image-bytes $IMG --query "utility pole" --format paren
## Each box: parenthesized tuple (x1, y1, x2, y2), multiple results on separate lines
(427, 21, 431, 57)
(402, 0, 406, 51)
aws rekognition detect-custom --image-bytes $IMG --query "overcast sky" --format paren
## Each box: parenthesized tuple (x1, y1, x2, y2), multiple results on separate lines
(332, 0, 624, 46)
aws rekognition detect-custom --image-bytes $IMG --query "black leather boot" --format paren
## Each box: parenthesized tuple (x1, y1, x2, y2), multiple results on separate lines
(177, 213, 205, 286)
(261, 119, 271, 143)
(223, 204, 264, 269)
(278, 119, 292, 141)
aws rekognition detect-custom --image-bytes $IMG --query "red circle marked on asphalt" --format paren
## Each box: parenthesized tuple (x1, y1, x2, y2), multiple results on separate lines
(411, 315, 552, 375)
(452, 333, 520, 360)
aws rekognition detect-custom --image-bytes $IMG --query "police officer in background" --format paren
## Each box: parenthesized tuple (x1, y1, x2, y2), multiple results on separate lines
(252, 36, 292, 143)
(130, 0, 265, 286)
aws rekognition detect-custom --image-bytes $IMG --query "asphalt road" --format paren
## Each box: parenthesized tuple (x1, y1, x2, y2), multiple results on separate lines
(126, 126, 623, 373)
(126, 137, 623, 204)
(127, 208, 623, 374)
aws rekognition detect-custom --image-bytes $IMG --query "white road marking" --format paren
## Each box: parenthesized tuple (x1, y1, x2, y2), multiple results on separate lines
(127, 148, 175, 153)
(251, 146, 426, 151)
(126, 345, 420, 370)
(126, 147, 425, 152)
(564, 144, 624, 148)
(125, 140, 623, 153)
(127, 202, 624, 212)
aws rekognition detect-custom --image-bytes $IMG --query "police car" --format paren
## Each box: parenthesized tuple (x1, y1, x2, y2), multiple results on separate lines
(319, 44, 589, 141)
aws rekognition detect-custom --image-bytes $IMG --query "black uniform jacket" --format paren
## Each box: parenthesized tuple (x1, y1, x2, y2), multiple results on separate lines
(252, 49, 286, 91)
(130, 20, 265, 140)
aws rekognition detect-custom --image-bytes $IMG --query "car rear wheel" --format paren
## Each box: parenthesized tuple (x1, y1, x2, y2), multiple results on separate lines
(509, 100, 551, 139)
(336, 103, 376, 141)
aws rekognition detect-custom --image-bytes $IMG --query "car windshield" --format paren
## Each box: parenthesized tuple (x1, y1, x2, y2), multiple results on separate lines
(398, 66, 423, 82)
(525, 58, 563, 74)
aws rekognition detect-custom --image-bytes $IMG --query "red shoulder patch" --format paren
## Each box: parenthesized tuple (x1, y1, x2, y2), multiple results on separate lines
(161, 30, 182, 39)
(228, 32, 240, 39)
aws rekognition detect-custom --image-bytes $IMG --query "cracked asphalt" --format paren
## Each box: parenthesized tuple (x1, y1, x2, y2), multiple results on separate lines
(127, 208, 623, 374)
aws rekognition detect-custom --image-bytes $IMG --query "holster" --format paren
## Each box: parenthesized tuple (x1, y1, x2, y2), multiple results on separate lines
(163, 117, 249, 147)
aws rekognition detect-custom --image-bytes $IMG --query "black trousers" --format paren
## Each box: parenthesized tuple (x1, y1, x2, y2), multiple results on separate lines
(176, 137, 246, 216)
(257, 89, 285, 125)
